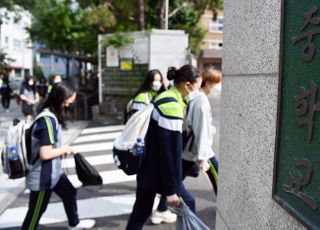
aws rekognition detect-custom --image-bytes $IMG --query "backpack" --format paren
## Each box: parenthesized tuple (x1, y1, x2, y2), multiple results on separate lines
(113, 97, 177, 175)
(1, 110, 58, 179)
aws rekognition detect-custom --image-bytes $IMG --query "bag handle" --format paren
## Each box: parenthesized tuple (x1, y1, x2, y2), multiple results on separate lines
(145, 92, 150, 104)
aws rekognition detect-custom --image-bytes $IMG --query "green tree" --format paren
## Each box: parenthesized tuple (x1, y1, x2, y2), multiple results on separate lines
(33, 64, 45, 80)
(0, 49, 14, 75)
(0, 0, 36, 10)
(28, 0, 97, 78)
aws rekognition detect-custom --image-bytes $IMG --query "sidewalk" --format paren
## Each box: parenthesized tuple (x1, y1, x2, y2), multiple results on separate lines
(0, 100, 89, 215)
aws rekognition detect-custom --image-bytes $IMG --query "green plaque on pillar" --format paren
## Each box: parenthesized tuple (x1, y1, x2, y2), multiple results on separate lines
(274, 0, 320, 228)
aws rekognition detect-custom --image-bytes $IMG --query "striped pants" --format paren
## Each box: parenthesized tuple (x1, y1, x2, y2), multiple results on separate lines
(22, 174, 79, 230)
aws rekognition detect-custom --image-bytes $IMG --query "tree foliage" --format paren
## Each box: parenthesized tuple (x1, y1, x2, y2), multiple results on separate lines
(3, 0, 223, 57)
(102, 32, 134, 49)
(0, 49, 14, 73)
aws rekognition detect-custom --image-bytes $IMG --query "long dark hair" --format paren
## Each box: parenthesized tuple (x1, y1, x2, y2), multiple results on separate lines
(40, 82, 76, 126)
(167, 65, 199, 85)
(133, 69, 165, 98)
(23, 76, 36, 94)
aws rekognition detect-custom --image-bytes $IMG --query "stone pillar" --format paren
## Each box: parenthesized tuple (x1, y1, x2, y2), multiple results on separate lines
(216, 1, 305, 229)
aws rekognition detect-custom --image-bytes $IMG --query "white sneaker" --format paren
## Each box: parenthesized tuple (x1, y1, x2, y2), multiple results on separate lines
(150, 210, 177, 225)
(68, 219, 96, 229)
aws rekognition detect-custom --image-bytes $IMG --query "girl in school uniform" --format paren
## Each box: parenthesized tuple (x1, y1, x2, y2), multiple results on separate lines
(20, 76, 40, 121)
(183, 68, 222, 195)
(125, 69, 166, 122)
(126, 64, 201, 230)
(22, 82, 95, 230)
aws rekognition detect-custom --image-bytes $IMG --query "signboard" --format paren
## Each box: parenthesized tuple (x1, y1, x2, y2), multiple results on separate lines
(274, 1, 320, 228)
(118, 36, 148, 64)
(119, 58, 133, 71)
(106, 46, 119, 67)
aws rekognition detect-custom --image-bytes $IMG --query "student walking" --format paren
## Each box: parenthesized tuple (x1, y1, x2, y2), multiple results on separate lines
(37, 77, 48, 101)
(183, 68, 221, 195)
(22, 82, 95, 230)
(125, 69, 166, 122)
(126, 65, 201, 230)
(0, 75, 12, 112)
(20, 76, 39, 121)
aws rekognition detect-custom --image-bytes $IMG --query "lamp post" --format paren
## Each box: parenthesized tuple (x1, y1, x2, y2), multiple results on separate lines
(165, 0, 169, 30)
(0, 16, 2, 127)
(0, 15, 3, 48)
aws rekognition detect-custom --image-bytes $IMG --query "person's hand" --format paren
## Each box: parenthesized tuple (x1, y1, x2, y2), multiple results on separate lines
(166, 194, 180, 208)
(198, 161, 210, 171)
(63, 145, 76, 155)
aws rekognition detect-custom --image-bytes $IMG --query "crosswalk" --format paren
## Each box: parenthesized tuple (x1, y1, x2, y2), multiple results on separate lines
(0, 124, 159, 228)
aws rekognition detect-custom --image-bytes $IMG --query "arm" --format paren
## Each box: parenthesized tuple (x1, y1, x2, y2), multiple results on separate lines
(39, 145, 75, 160)
(20, 94, 34, 104)
(34, 92, 40, 104)
(158, 125, 182, 207)
(36, 117, 75, 161)
(157, 120, 183, 195)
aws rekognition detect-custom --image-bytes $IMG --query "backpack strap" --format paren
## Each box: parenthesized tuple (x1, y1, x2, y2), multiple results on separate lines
(27, 111, 59, 165)
(145, 92, 150, 104)
(33, 110, 59, 128)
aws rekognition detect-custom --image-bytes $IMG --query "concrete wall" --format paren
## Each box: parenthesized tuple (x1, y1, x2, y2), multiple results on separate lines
(216, 1, 305, 229)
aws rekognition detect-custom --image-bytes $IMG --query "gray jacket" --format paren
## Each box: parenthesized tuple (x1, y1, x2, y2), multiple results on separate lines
(183, 91, 215, 162)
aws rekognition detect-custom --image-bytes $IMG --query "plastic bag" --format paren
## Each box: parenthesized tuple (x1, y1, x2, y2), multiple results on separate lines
(174, 201, 210, 230)
(74, 153, 102, 186)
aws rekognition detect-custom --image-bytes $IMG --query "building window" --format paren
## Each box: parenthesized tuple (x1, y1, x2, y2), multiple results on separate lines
(210, 41, 223, 49)
(5, 36, 9, 44)
(24, 69, 30, 78)
(13, 39, 21, 49)
(15, 69, 22, 78)
(210, 17, 224, 33)
(40, 53, 50, 59)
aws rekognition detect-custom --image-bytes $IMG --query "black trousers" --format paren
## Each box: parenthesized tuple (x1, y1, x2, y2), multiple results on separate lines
(22, 174, 79, 230)
(1, 95, 10, 109)
(126, 185, 156, 230)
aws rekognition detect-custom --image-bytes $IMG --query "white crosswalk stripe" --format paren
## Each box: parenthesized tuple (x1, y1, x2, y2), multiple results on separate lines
(68, 170, 136, 188)
(0, 124, 147, 229)
(80, 125, 124, 135)
(62, 154, 115, 168)
(0, 194, 160, 228)
(72, 141, 114, 153)
(73, 132, 122, 144)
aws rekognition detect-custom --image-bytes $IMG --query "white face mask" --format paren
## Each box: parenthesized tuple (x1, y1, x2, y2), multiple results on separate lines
(184, 87, 199, 103)
(28, 80, 34, 86)
(151, 81, 162, 91)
